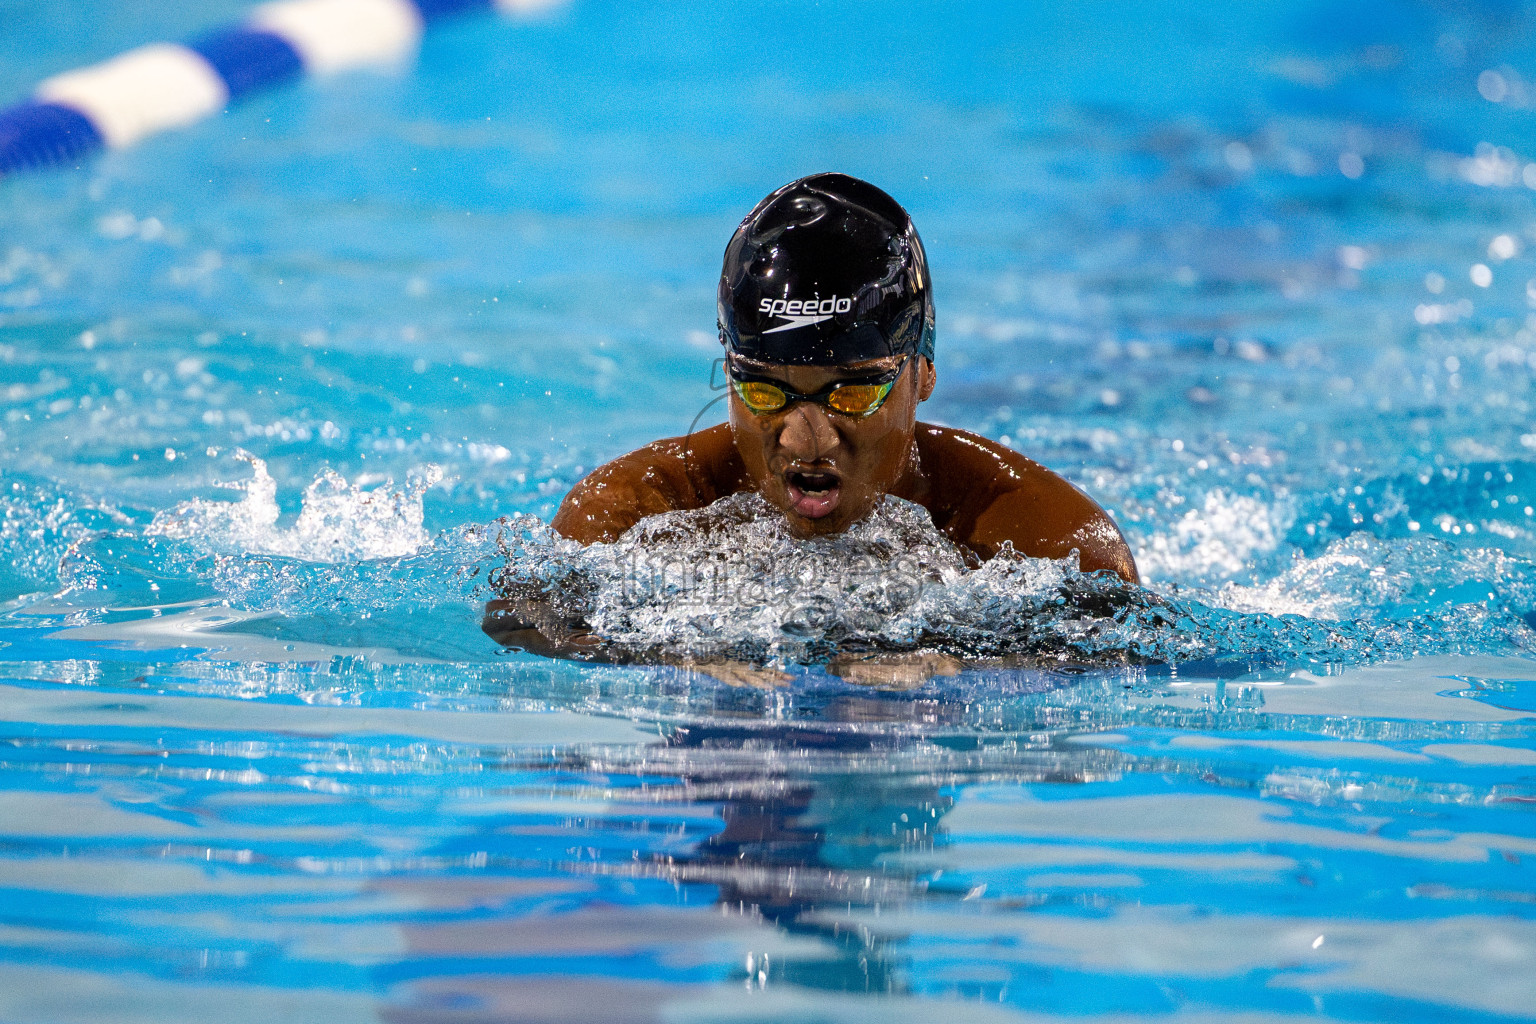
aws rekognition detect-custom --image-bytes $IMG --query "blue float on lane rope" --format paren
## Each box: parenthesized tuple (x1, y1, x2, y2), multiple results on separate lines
(188, 27, 306, 102)
(0, 0, 559, 177)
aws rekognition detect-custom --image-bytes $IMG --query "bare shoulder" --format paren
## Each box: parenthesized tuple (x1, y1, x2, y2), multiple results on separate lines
(912, 423, 1139, 582)
(550, 424, 743, 543)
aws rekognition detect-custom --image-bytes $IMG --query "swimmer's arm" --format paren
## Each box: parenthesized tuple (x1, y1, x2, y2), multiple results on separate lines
(917, 426, 1139, 583)
(551, 429, 741, 544)
(493, 432, 730, 654)
(489, 445, 695, 652)
(969, 486, 1139, 582)
(550, 449, 692, 543)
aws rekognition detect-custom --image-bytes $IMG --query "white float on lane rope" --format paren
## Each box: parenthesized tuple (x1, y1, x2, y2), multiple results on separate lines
(34, 44, 229, 150)
(248, 0, 426, 75)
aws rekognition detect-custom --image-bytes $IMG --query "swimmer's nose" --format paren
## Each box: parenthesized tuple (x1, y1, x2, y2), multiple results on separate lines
(778, 403, 840, 462)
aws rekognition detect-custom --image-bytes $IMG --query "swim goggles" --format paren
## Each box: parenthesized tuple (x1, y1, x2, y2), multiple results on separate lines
(726, 356, 908, 418)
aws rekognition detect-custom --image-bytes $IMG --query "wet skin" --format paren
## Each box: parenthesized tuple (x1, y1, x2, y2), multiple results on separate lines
(484, 356, 1139, 662)
(548, 355, 1138, 577)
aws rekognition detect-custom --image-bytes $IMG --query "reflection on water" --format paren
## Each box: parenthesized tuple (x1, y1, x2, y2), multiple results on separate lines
(5, 644, 1533, 1021)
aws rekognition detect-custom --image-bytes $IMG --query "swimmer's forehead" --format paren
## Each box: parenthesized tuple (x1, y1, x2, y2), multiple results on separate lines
(730, 354, 903, 376)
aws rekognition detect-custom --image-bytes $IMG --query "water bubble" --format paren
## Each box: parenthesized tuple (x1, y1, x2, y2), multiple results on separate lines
(1337, 246, 1368, 270)
(1489, 235, 1520, 260)
(1224, 142, 1253, 173)
(95, 212, 137, 239)
(1479, 69, 1509, 103)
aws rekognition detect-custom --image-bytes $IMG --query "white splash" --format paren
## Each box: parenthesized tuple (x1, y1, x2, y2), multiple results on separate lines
(1214, 532, 1536, 621)
(148, 450, 442, 562)
(499, 492, 1083, 661)
(1136, 489, 1294, 586)
(492, 490, 1536, 667)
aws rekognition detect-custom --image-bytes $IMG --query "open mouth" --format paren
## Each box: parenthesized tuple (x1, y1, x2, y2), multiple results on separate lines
(784, 467, 841, 519)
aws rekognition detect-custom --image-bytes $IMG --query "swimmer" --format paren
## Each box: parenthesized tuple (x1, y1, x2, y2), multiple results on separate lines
(486, 173, 1139, 673)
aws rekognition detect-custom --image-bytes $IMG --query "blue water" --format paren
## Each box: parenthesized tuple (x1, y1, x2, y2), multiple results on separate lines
(4, 0, 1536, 1020)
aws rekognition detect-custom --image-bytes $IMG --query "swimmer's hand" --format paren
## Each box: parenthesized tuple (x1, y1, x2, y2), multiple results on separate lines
(483, 604, 788, 685)
(685, 660, 792, 690)
(828, 650, 964, 690)
(483, 596, 791, 684)
(482, 598, 606, 660)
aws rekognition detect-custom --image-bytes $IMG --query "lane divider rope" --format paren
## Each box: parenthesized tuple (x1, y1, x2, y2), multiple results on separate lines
(0, 0, 560, 177)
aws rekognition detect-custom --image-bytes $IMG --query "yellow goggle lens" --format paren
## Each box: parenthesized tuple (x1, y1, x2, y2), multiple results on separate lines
(731, 376, 897, 417)
(734, 380, 788, 412)
(826, 382, 893, 416)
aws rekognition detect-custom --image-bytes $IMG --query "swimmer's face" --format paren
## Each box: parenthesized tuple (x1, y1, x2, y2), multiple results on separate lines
(726, 354, 936, 537)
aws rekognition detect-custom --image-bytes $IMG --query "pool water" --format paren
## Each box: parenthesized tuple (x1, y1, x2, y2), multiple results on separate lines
(4, 0, 1536, 1020)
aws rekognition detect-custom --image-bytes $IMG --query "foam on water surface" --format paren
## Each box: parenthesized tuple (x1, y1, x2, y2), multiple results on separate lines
(10, 454, 1536, 677)
(23, 454, 1531, 673)
(493, 488, 1536, 669)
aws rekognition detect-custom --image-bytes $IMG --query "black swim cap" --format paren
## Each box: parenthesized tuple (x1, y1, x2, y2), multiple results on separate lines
(718, 172, 935, 366)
